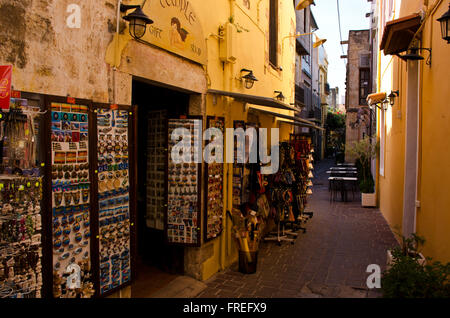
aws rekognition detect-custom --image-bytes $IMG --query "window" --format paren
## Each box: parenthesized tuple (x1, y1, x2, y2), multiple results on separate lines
(303, 10, 307, 33)
(269, 0, 278, 66)
(360, 54, 370, 68)
(359, 68, 370, 105)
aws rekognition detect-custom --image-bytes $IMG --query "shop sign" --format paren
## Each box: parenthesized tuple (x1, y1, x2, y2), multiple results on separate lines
(141, 1, 207, 65)
(0, 65, 12, 110)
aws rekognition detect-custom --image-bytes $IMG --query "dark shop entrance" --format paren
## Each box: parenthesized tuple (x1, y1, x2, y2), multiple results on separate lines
(131, 78, 189, 297)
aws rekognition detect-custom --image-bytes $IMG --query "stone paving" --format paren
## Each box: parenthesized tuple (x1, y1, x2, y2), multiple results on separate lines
(196, 159, 399, 298)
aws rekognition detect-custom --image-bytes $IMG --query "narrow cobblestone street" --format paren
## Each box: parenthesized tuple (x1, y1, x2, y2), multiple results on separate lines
(196, 159, 399, 298)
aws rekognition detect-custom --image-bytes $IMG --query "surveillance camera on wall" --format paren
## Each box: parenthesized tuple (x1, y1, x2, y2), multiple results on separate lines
(278, 66, 283, 71)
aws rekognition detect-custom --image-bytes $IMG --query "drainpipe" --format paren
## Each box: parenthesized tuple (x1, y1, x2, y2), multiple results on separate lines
(402, 59, 420, 238)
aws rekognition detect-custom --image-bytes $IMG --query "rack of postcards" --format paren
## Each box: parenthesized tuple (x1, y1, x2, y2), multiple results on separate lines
(0, 98, 44, 298)
(96, 107, 131, 295)
(50, 102, 94, 298)
(167, 118, 201, 246)
(204, 116, 224, 242)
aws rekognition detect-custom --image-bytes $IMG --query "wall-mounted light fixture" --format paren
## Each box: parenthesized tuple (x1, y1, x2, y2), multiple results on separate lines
(398, 47, 432, 65)
(313, 38, 327, 48)
(240, 69, 258, 89)
(367, 91, 399, 110)
(274, 91, 286, 102)
(119, 0, 153, 40)
(437, 4, 450, 43)
(296, 0, 315, 11)
(388, 90, 399, 106)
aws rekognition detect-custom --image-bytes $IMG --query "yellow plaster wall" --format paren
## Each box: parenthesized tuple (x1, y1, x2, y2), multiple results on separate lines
(377, 0, 450, 262)
(415, 2, 450, 262)
(199, 1, 296, 279)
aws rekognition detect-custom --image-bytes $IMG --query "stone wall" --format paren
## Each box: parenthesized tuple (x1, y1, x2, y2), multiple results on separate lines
(0, 0, 119, 102)
(345, 30, 370, 162)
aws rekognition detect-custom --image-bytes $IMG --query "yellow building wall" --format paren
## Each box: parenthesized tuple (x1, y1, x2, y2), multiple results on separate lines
(378, 56, 406, 233)
(377, 0, 450, 262)
(199, 0, 296, 280)
(415, 2, 450, 262)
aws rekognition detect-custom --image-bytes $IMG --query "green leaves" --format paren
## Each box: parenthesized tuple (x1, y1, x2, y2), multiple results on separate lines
(382, 233, 450, 298)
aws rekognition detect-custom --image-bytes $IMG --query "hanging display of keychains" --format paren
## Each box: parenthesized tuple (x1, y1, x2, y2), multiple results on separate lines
(167, 118, 201, 246)
(50, 102, 94, 298)
(0, 99, 44, 298)
(204, 117, 224, 241)
(96, 107, 131, 295)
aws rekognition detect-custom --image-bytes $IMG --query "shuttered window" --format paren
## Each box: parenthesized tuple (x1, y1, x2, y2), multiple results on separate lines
(269, 0, 278, 66)
(359, 68, 370, 105)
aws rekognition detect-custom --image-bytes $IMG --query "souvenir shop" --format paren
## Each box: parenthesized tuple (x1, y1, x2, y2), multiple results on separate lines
(0, 89, 135, 298)
(0, 84, 316, 297)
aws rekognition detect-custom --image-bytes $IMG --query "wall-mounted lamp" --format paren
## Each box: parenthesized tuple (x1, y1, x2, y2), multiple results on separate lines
(274, 91, 286, 102)
(313, 38, 327, 48)
(398, 47, 432, 65)
(367, 91, 399, 110)
(437, 4, 450, 43)
(240, 69, 258, 89)
(388, 90, 399, 106)
(120, 0, 153, 40)
(296, 0, 315, 11)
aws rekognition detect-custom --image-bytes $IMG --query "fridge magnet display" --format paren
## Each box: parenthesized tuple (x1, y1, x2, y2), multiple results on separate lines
(167, 118, 201, 246)
(50, 102, 94, 298)
(96, 108, 131, 295)
(204, 116, 224, 241)
(145, 110, 167, 230)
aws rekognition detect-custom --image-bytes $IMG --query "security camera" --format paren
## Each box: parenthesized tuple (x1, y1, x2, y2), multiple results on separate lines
(278, 66, 283, 71)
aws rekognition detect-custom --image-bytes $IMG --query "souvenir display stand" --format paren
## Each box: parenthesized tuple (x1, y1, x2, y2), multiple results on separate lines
(166, 117, 202, 246)
(48, 97, 95, 298)
(0, 95, 45, 298)
(0, 91, 137, 299)
(93, 103, 135, 297)
(263, 135, 314, 246)
(145, 110, 167, 231)
(230, 122, 270, 273)
(204, 116, 225, 242)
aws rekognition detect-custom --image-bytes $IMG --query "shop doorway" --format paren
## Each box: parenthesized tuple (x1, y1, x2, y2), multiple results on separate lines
(132, 79, 189, 296)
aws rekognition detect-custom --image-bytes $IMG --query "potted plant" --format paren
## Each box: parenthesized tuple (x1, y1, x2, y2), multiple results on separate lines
(387, 232, 427, 270)
(346, 136, 378, 207)
(382, 233, 450, 298)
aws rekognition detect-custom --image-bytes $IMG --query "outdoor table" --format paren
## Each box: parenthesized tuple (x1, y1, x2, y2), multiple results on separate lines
(337, 163, 355, 167)
(329, 167, 357, 170)
(326, 170, 358, 174)
(328, 177, 358, 202)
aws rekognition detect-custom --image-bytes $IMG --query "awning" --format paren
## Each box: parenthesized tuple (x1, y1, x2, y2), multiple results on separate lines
(207, 89, 299, 112)
(278, 120, 325, 131)
(248, 106, 324, 131)
(380, 14, 422, 55)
